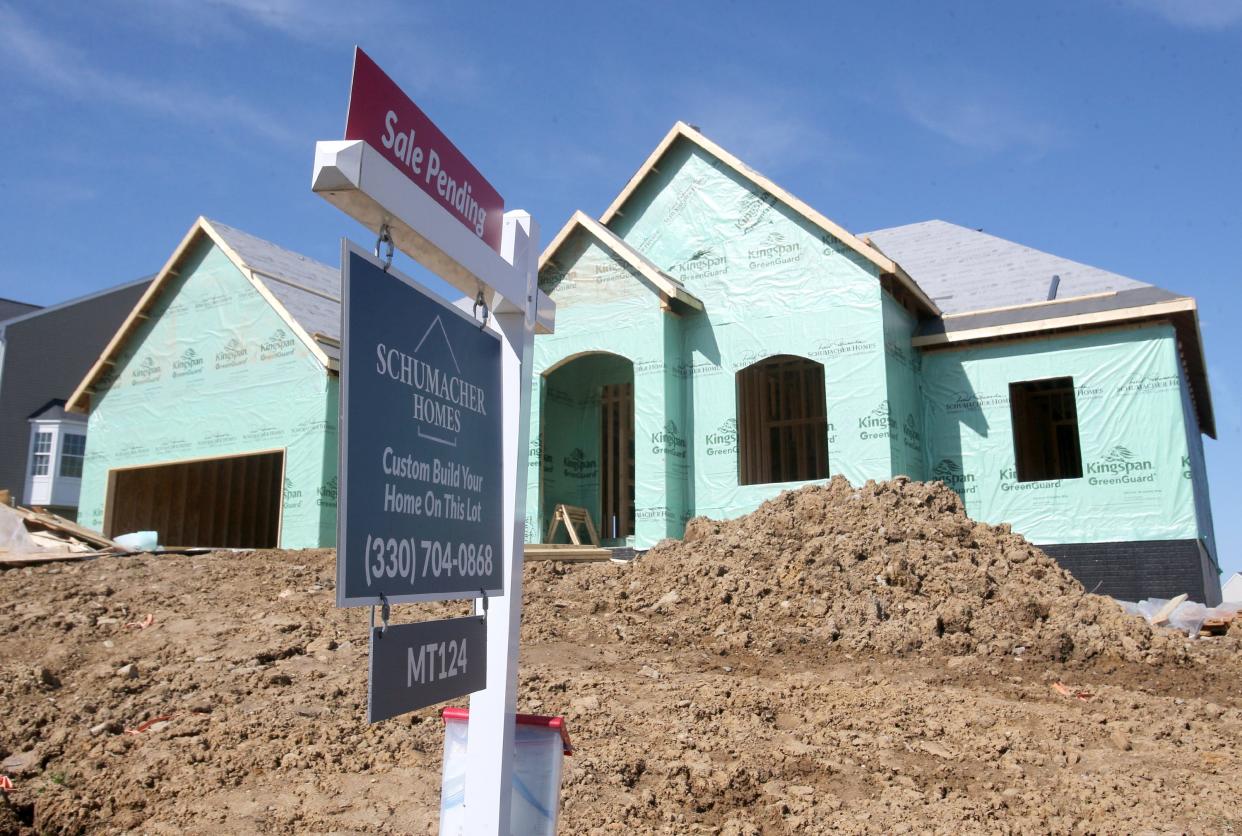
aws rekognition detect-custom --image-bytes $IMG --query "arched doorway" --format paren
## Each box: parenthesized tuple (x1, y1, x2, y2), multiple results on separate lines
(541, 352, 635, 544)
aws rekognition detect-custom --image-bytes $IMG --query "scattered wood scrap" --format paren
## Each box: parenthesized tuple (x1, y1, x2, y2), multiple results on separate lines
(0, 505, 130, 567)
(1052, 682, 1093, 701)
(21, 506, 126, 551)
(1200, 611, 1238, 637)
(1150, 594, 1188, 626)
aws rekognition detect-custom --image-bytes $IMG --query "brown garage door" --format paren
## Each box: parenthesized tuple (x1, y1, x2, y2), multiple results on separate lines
(105, 450, 284, 548)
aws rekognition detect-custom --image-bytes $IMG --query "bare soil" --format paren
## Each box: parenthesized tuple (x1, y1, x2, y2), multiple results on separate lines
(2, 477, 1240, 834)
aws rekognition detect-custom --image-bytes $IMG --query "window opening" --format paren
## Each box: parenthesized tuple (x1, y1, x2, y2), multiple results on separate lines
(737, 355, 828, 486)
(1009, 376, 1083, 481)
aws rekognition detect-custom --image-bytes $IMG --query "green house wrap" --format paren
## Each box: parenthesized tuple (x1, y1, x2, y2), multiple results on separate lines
(531, 122, 1220, 604)
(69, 218, 340, 550)
(63, 124, 1220, 605)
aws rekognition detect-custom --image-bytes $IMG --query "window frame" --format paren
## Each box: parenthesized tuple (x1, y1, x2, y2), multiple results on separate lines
(59, 433, 87, 479)
(736, 354, 829, 486)
(30, 430, 53, 477)
(1008, 376, 1083, 482)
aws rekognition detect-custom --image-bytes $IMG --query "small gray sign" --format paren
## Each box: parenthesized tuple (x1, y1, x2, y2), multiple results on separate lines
(368, 615, 487, 723)
(338, 243, 504, 607)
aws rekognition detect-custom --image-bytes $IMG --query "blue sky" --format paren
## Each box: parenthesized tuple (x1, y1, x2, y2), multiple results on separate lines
(2, 0, 1240, 578)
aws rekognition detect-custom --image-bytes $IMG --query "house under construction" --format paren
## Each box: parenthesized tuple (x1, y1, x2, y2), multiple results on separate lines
(528, 123, 1218, 604)
(67, 123, 1219, 603)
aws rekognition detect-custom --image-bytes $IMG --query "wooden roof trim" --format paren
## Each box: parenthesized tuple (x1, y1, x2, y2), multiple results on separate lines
(911, 297, 1197, 347)
(539, 211, 704, 312)
(66, 219, 207, 413)
(598, 122, 939, 317)
(940, 290, 1119, 320)
(914, 301, 1215, 438)
(67, 217, 332, 413)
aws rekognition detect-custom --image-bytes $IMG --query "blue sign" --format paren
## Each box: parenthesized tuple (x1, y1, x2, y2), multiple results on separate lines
(338, 243, 503, 606)
(368, 615, 487, 722)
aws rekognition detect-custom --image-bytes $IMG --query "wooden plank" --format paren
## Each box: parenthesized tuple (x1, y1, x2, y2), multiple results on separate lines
(911, 298, 1198, 348)
(523, 544, 612, 563)
(623, 381, 633, 538)
(602, 384, 614, 540)
(0, 551, 105, 567)
(1151, 594, 1188, 626)
(563, 506, 582, 546)
(940, 290, 1119, 319)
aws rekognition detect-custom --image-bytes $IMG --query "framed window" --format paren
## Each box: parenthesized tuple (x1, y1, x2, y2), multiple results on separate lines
(737, 354, 828, 486)
(31, 431, 53, 476)
(60, 434, 87, 479)
(1009, 377, 1083, 481)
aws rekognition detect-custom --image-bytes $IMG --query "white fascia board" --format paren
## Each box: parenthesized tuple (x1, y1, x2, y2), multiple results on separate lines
(311, 139, 555, 335)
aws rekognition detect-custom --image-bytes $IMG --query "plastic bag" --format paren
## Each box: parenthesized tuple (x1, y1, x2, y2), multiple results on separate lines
(1166, 601, 1209, 636)
(0, 504, 43, 554)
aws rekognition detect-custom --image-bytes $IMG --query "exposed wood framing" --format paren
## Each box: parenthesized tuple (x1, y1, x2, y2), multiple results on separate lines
(737, 355, 828, 486)
(103, 448, 285, 548)
(911, 298, 1198, 348)
(600, 382, 634, 540)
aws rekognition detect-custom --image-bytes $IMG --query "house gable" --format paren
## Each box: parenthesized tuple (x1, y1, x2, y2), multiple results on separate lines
(68, 218, 332, 413)
(599, 135, 892, 325)
(601, 122, 938, 318)
(539, 212, 702, 316)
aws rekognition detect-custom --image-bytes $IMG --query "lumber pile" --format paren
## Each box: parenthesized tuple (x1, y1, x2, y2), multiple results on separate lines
(0, 505, 129, 566)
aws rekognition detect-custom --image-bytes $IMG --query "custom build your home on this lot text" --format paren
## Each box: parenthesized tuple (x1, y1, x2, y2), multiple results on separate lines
(66, 123, 1219, 603)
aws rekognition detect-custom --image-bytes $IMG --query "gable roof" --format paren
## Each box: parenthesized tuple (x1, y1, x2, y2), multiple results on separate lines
(208, 220, 343, 344)
(68, 218, 341, 413)
(599, 121, 939, 317)
(863, 220, 1159, 315)
(539, 211, 704, 312)
(866, 219, 1215, 437)
(28, 398, 69, 421)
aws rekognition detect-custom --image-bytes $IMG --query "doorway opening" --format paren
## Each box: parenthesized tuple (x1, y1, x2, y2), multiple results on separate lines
(105, 449, 284, 548)
(541, 353, 634, 544)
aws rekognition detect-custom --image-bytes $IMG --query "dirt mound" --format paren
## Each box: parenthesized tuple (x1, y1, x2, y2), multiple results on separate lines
(1, 479, 1239, 833)
(533, 477, 1184, 666)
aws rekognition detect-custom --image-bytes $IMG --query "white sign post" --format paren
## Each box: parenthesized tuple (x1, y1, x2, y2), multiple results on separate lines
(462, 212, 539, 834)
(312, 48, 554, 836)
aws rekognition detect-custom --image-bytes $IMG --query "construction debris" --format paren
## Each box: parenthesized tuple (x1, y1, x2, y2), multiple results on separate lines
(1117, 596, 1242, 638)
(0, 503, 130, 566)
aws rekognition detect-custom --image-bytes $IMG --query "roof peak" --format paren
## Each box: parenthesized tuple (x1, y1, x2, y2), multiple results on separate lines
(596, 121, 940, 316)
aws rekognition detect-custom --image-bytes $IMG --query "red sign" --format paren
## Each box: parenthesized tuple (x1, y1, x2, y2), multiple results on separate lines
(345, 47, 504, 252)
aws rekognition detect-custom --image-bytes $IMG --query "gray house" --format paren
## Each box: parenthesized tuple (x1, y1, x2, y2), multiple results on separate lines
(0, 280, 151, 515)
